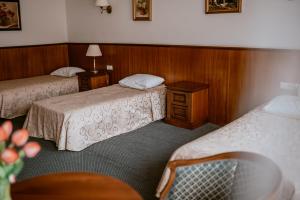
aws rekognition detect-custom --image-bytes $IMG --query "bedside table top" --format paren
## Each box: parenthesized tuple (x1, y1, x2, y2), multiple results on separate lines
(77, 70, 108, 77)
(167, 81, 209, 92)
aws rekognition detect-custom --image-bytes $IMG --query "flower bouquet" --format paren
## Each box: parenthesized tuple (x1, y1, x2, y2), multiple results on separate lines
(0, 121, 41, 200)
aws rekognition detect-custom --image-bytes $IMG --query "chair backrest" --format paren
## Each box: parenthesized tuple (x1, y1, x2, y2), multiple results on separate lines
(160, 152, 282, 200)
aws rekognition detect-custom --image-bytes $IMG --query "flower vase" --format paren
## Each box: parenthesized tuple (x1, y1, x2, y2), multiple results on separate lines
(0, 179, 11, 200)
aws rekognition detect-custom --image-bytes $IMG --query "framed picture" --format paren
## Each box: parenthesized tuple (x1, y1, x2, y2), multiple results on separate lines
(0, 0, 21, 31)
(132, 0, 152, 21)
(205, 0, 242, 14)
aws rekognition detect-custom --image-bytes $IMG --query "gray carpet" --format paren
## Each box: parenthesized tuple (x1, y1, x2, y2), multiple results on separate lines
(2, 117, 218, 200)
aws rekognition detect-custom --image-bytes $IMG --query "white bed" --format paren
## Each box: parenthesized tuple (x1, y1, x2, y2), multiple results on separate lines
(24, 84, 166, 151)
(0, 75, 79, 119)
(156, 104, 300, 199)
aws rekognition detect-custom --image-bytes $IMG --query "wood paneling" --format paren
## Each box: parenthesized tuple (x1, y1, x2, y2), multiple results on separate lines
(1, 43, 299, 125)
(0, 44, 69, 81)
(227, 49, 300, 120)
(68, 43, 300, 125)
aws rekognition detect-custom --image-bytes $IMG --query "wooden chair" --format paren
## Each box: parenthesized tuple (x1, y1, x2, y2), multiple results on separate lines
(160, 152, 287, 200)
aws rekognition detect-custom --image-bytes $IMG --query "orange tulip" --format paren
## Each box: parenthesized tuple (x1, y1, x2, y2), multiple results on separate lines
(12, 129, 29, 147)
(0, 127, 9, 141)
(23, 142, 41, 158)
(2, 121, 13, 136)
(1, 148, 19, 164)
(0, 121, 13, 141)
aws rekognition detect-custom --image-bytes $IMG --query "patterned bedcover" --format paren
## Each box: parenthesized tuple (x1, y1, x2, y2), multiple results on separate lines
(24, 84, 166, 151)
(0, 75, 79, 119)
(156, 108, 300, 198)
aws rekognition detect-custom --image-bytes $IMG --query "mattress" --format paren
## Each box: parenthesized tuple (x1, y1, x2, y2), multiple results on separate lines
(24, 84, 166, 151)
(156, 108, 300, 199)
(0, 75, 79, 119)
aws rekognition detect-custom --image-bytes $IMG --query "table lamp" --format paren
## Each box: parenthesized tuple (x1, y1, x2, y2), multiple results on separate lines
(86, 44, 102, 74)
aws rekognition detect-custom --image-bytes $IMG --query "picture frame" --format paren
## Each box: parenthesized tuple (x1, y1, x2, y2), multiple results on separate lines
(132, 0, 152, 21)
(0, 0, 21, 31)
(205, 0, 242, 14)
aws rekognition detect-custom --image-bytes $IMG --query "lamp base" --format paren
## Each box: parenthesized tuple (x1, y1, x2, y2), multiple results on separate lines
(91, 70, 98, 74)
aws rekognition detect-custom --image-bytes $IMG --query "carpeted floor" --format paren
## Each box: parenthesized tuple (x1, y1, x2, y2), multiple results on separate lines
(1, 117, 218, 200)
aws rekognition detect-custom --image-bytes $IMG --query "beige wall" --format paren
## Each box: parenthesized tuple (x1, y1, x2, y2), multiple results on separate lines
(1, 0, 300, 49)
(0, 0, 68, 47)
(66, 0, 300, 49)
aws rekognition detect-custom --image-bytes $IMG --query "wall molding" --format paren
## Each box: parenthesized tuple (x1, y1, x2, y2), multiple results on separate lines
(0, 43, 69, 49)
(1, 42, 299, 52)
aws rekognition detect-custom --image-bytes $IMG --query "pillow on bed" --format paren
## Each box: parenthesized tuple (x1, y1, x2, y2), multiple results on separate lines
(119, 74, 165, 90)
(50, 67, 85, 77)
(263, 95, 300, 119)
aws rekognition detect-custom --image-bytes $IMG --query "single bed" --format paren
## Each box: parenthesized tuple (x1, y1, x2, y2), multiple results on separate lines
(156, 103, 300, 199)
(24, 84, 166, 151)
(0, 75, 79, 119)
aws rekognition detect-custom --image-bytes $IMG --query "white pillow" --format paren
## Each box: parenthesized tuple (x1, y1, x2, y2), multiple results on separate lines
(119, 74, 165, 90)
(263, 95, 300, 119)
(50, 67, 85, 77)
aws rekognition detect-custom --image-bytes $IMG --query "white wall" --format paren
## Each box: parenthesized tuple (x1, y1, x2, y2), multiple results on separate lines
(1, 0, 299, 49)
(0, 0, 68, 47)
(66, 0, 300, 49)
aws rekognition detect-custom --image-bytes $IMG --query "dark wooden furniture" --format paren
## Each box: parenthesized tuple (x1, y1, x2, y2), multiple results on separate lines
(11, 173, 143, 200)
(77, 71, 109, 92)
(165, 81, 209, 129)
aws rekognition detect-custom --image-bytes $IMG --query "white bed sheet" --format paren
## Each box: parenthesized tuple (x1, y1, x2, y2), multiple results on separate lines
(157, 108, 300, 198)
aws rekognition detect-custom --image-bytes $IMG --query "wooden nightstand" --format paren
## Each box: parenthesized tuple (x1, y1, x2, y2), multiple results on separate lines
(165, 81, 209, 129)
(77, 71, 109, 92)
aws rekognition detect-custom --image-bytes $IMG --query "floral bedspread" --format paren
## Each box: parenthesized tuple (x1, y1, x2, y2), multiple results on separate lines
(24, 84, 166, 151)
(0, 75, 79, 119)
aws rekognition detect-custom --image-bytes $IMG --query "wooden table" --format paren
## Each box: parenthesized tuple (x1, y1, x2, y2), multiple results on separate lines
(12, 173, 143, 200)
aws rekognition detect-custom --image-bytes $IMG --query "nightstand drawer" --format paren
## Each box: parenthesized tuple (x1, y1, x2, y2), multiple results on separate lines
(90, 75, 108, 88)
(79, 77, 90, 88)
(169, 91, 189, 106)
(171, 105, 188, 121)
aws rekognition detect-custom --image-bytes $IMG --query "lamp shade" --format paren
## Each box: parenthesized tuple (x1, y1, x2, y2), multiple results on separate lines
(86, 45, 102, 57)
(95, 0, 110, 7)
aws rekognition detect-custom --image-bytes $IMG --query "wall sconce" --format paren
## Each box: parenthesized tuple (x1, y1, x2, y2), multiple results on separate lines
(96, 0, 112, 14)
